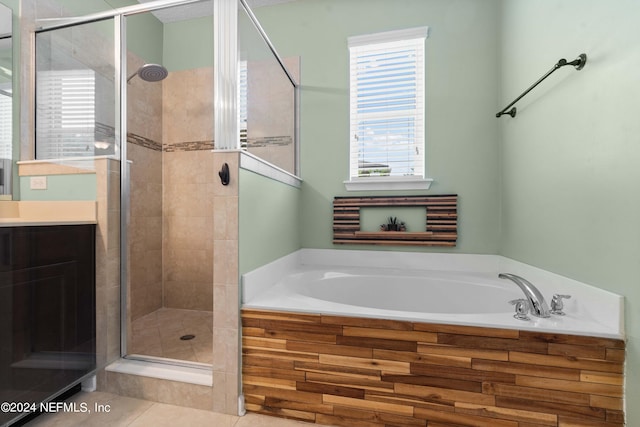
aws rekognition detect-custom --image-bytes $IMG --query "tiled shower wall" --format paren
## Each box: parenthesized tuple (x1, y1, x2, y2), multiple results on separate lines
(162, 67, 215, 311)
(127, 53, 164, 321)
(128, 64, 216, 316)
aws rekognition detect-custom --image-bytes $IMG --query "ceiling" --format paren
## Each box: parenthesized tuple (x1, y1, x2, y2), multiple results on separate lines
(136, 0, 297, 23)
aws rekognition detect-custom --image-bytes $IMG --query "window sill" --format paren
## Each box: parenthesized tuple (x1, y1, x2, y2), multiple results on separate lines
(343, 177, 434, 191)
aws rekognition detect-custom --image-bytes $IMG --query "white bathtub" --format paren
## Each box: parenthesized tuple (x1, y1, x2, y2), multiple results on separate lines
(242, 249, 624, 339)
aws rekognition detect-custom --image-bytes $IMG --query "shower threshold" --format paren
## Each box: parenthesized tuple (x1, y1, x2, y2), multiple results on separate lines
(106, 358, 212, 386)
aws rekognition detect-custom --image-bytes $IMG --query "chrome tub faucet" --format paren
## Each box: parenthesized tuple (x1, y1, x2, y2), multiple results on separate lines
(499, 273, 551, 318)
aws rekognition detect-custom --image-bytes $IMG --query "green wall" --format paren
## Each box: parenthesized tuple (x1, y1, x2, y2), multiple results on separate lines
(255, 1, 638, 422)
(254, 0, 502, 254)
(163, 16, 213, 71)
(238, 167, 301, 275)
(500, 0, 640, 423)
(19, 174, 97, 201)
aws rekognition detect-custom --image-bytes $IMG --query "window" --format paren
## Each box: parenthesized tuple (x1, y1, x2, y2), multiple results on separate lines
(239, 60, 248, 148)
(36, 69, 97, 159)
(347, 27, 431, 191)
(0, 83, 11, 160)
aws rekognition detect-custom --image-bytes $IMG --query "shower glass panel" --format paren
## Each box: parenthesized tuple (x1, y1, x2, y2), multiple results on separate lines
(35, 19, 117, 160)
(238, 4, 298, 175)
(0, 2, 11, 197)
(124, 0, 214, 367)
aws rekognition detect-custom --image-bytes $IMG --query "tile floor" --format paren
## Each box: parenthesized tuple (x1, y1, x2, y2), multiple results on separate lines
(24, 391, 331, 427)
(129, 308, 213, 364)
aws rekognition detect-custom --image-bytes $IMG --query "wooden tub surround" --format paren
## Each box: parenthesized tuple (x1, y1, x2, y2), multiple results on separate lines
(241, 309, 625, 427)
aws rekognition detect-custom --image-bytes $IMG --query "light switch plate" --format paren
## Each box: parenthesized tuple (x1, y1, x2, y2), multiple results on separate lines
(30, 176, 48, 190)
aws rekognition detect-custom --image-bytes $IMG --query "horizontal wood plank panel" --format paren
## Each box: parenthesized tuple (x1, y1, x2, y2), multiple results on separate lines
(323, 394, 414, 417)
(414, 406, 518, 427)
(375, 348, 472, 368)
(454, 401, 557, 426)
(242, 309, 321, 323)
(590, 395, 624, 411)
(242, 346, 319, 363)
(242, 336, 287, 350)
(243, 383, 323, 404)
(605, 348, 625, 362)
(264, 329, 338, 343)
(362, 390, 456, 412)
(417, 343, 509, 361)
(558, 415, 625, 426)
(580, 370, 623, 385)
(241, 309, 625, 426)
(471, 359, 580, 381)
(243, 375, 297, 390)
(259, 319, 340, 335)
(438, 333, 549, 353)
(509, 351, 624, 373)
(411, 363, 516, 384)
(394, 383, 496, 406)
(519, 331, 625, 348)
(336, 335, 418, 352)
(322, 315, 414, 330)
(414, 323, 520, 338)
(548, 343, 606, 359)
(483, 382, 591, 406)
(332, 405, 427, 426)
(297, 381, 365, 399)
(243, 354, 294, 370)
(343, 326, 437, 343)
(294, 361, 382, 380)
(242, 365, 306, 381)
(287, 341, 373, 358)
(495, 396, 606, 421)
(263, 397, 335, 416)
(515, 376, 623, 398)
(305, 371, 394, 393)
(382, 374, 483, 393)
(319, 353, 411, 374)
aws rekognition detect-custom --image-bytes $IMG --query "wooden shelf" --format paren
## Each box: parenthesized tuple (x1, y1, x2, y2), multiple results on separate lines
(354, 231, 434, 240)
(332, 195, 458, 247)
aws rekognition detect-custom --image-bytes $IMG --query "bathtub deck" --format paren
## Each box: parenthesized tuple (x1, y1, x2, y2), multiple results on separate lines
(241, 308, 625, 427)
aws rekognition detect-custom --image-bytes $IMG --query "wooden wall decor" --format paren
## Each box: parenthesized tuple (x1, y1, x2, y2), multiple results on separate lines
(242, 308, 625, 427)
(333, 195, 457, 246)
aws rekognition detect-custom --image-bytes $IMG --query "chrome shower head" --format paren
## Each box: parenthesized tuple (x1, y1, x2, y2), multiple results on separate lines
(127, 63, 168, 83)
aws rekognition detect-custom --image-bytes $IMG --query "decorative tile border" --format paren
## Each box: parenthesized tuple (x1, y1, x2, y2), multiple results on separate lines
(164, 140, 215, 152)
(245, 135, 292, 148)
(128, 133, 163, 152)
(125, 133, 215, 153)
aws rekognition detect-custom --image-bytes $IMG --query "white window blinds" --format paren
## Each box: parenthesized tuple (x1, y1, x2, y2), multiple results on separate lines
(239, 61, 248, 148)
(349, 27, 427, 180)
(36, 69, 96, 159)
(0, 84, 11, 160)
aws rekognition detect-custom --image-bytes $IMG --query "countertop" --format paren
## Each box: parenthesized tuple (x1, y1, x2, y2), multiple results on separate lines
(0, 201, 97, 227)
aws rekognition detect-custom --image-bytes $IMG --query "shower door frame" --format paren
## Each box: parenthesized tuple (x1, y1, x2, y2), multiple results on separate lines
(34, 0, 220, 368)
(34, 0, 300, 371)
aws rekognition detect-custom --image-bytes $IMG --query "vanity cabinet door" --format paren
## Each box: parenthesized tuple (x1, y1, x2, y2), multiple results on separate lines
(0, 224, 96, 426)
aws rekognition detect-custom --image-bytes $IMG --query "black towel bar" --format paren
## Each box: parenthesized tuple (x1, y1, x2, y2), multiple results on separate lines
(496, 53, 587, 118)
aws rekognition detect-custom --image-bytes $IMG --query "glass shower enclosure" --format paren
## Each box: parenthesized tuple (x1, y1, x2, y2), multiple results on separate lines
(31, 1, 298, 410)
(33, 0, 218, 370)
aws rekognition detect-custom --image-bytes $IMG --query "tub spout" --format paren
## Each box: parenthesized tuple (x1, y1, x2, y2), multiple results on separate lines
(498, 273, 550, 318)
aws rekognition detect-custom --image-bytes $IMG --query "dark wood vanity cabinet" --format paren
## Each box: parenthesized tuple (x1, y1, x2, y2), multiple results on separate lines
(0, 224, 96, 425)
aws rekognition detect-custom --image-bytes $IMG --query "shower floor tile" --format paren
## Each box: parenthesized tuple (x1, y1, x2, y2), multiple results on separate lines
(130, 308, 213, 364)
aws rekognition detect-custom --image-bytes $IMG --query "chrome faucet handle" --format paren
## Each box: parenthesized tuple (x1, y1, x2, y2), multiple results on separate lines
(551, 294, 571, 315)
(509, 299, 530, 321)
